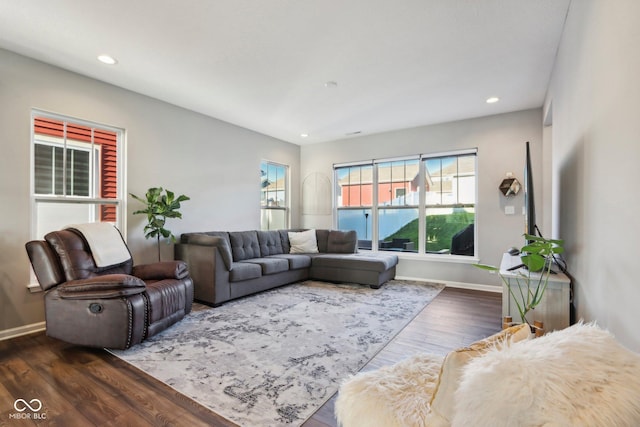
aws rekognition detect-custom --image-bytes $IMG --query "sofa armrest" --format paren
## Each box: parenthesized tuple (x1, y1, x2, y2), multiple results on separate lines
(133, 261, 189, 281)
(183, 235, 232, 269)
(175, 242, 232, 305)
(57, 274, 146, 299)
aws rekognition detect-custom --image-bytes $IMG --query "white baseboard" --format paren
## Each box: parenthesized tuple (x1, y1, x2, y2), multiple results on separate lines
(0, 321, 46, 342)
(395, 275, 502, 293)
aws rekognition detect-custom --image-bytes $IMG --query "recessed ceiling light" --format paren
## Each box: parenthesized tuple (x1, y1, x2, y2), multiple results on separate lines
(97, 54, 118, 65)
(486, 97, 500, 104)
(300, 133, 309, 138)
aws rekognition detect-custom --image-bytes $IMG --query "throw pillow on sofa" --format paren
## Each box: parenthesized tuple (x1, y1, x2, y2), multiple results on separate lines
(288, 229, 319, 253)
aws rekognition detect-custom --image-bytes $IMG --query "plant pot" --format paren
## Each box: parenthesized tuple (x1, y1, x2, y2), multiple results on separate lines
(502, 316, 545, 337)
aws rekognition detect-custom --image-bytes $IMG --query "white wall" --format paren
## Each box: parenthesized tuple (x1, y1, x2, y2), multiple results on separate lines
(0, 48, 300, 333)
(546, 0, 640, 351)
(301, 109, 544, 287)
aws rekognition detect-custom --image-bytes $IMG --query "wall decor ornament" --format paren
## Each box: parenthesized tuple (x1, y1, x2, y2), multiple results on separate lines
(499, 175, 521, 197)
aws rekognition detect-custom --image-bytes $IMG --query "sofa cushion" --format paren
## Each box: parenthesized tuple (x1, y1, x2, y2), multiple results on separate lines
(279, 229, 295, 253)
(426, 323, 531, 426)
(229, 231, 261, 261)
(312, 253, 398, 272)
(229, 262, 262, 282)
(288, 229, 319, 253)
(257, 230, 285, 256)
(241, 257, 289, 275)
(327, 230, 357, 253)
(269, 254, 312, 270)
(315, 229, 330, 253)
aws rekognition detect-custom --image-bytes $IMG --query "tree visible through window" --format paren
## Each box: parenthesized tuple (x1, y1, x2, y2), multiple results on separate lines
(423, 154, 476, 254)
(32, 112, 123, 238)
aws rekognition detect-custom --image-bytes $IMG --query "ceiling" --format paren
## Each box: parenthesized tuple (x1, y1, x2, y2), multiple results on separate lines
(0, 0, 570, 145)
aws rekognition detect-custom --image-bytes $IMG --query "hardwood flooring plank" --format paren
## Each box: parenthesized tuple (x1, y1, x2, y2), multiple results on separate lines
(13, 340, 124, 425)
(82, 352, 237, 426)
(0, 357, 94, 426)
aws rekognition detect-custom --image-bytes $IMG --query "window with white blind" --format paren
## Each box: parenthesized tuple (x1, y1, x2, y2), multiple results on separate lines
(31, 111, 124, 239)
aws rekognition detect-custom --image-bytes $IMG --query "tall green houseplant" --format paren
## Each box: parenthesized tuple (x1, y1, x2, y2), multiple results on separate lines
(475, 234, 565, 327)
(130, 187, 190, 261)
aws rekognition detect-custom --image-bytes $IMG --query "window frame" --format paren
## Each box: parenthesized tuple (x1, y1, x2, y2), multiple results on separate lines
(334, 149, 477, 260)
(30, 110, 126, 241)
(33, 134, 99, 198)
(260, 160, 289, 230)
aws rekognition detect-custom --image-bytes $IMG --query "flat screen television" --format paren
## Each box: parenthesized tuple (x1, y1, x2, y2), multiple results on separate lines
(524, 141, 537, 239)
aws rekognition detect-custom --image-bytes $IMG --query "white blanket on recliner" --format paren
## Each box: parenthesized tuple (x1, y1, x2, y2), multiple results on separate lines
(67, 223, 131, 267)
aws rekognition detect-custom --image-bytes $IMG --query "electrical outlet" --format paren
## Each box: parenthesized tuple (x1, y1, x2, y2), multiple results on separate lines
(505, 205, 515, 215)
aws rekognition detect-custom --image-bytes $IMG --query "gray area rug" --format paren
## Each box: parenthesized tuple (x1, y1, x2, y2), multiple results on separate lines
(110, 279, 444, 426)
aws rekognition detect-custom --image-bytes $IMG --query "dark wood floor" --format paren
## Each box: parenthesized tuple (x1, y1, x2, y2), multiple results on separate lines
(0, 287, 501, 427)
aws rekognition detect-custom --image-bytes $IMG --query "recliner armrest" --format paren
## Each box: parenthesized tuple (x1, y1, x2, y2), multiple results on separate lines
(132, 261, 189, 281)
(58, 274, 146, 299)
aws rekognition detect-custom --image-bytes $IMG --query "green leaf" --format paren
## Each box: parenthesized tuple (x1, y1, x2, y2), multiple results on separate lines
(521, 254, 546, 272)
(474, 263, 499, 272)
(130, 187, 189, 260)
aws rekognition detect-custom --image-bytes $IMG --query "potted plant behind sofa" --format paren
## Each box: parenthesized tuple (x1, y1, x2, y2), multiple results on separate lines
(475, 234, 564, 330)
(130, 187, 190, 261)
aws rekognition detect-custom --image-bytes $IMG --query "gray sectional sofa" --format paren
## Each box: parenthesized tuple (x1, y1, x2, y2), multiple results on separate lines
(175, 229, 399, 306)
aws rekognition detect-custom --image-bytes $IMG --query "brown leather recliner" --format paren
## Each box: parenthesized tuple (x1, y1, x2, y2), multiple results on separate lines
(26, 226, 194, 350)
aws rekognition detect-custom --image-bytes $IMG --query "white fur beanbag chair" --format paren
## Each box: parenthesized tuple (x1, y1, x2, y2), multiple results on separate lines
(335, 354, 444, 427)
(452, 322, 640, 427)
(335, 324, 530, 427)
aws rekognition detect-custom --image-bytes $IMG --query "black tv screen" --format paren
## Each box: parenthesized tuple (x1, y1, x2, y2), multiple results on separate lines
(524, 141, 536, 238)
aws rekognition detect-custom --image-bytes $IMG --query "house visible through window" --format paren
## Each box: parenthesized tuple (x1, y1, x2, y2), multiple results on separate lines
(335, 149, 476, 256)
(31, 112, 123, 239)
(336, 163, 373, 246)
(260, 160, 288, 230)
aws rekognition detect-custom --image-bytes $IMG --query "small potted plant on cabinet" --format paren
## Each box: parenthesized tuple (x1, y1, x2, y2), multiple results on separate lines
(475, 234, 565, 333)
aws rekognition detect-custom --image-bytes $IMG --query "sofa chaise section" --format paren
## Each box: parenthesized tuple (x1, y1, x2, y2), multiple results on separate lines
(175, 229, 398, 306)
(310, 253, 398, 289)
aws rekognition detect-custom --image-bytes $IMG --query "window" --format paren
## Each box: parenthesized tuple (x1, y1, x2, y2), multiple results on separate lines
(377, 159, 420, 252)
(334, 149, 476, 256)
(336, 164, 373, 247)
(260, 160, 288, 230)
(31, 112, 124, 239)
(423, 154, 476, 254)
